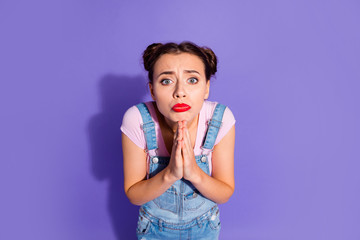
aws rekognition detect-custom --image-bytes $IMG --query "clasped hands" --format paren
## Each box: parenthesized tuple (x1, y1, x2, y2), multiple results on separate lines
(167, 120, 202, 183)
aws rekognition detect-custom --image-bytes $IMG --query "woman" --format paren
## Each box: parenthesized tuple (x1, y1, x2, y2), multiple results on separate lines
(121, 41, 235, 239)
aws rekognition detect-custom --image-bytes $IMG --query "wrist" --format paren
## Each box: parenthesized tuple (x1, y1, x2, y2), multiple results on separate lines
(186, 166, 203, 185)
(163, 167, 179, 184)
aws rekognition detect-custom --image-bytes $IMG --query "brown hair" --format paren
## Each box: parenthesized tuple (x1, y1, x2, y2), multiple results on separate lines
(142, 41, 217, 83)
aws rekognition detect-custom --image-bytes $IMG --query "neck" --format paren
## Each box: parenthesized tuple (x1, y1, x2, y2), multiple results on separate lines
(164, 114, 199, 133)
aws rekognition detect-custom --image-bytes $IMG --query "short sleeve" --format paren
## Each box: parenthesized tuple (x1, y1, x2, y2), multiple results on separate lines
(215, 106, 236, 145)
(120, 105, 146, 149)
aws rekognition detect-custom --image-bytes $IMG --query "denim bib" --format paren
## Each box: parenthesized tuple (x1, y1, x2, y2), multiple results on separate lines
(136, 102, 226, 223)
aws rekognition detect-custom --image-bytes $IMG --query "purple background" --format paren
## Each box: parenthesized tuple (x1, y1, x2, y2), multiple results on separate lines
(1, 1, 359, 239)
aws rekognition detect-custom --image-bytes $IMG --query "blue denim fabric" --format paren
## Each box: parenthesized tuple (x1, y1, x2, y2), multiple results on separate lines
(135, 102, 226, 240)
(136, 103, 158, 150)
(202, 103, 226, 150)
(136, 205, 221, 240)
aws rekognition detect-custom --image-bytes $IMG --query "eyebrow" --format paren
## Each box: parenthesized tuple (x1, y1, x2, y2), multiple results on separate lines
(156, 70, 201, 78)
(184, 70, 200, 75)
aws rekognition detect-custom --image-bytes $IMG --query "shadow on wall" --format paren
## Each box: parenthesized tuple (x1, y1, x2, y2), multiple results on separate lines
(87, 74, 148, 240)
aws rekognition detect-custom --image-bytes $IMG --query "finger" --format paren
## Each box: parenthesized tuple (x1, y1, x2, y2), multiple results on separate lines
(176, 139, 182, 155)
(183, 124, 192, 150)
(174, 121, 181, 141)
(180, 128, 188, 152)
(181, 140, 194, 168)
(181, 139, 189, 158)
(178, 122, 183, 141)
(176, 140, 184, 165)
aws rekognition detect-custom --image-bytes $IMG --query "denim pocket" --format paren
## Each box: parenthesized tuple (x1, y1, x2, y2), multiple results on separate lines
(184, 190, 205, 211)
(208, 208, 221, 230)
(153, 186, 177, 214)
(136, 215, 151, 235)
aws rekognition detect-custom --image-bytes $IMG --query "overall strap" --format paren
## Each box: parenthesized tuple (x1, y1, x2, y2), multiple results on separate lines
(202, 103, 227, 151)
(136, 103, 158, 151)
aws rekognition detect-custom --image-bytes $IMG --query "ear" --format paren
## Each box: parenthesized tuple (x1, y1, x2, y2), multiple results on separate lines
(204, 80, 210, 99)
(148, 82, 156, 100)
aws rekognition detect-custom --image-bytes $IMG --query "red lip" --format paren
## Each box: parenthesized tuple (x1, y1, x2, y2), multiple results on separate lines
(172, 103, 191, 112)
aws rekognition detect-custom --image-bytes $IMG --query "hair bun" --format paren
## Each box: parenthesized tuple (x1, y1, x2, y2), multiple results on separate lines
(143, 43, 163, 72)
(202, 47, 217, 76)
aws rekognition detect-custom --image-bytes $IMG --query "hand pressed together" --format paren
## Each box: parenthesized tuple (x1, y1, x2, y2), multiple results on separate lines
(166, 120, 202, 183)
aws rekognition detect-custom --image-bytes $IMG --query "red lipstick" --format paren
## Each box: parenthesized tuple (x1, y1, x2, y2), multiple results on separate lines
(172, 103, 191, 112)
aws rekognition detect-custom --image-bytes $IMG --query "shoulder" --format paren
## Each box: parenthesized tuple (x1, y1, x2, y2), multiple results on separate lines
(122, 102, 155, 124)
(122, 104, 143, 126)
(202, 100, 236, 145)
(120, 102, 153, 149)
(202, 100, 236, 123)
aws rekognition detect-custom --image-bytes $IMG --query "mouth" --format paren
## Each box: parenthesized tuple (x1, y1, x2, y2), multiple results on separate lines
(172, 103, 191, 112)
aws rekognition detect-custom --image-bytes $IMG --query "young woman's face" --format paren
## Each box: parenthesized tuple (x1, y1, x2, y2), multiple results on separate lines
(149, 53, 210, 126)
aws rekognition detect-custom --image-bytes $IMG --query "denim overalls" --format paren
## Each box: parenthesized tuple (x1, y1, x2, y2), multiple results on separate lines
(135, 102, 227, 240)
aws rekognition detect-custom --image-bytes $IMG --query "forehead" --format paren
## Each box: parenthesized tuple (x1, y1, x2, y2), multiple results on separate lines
(153, 53, 205, 72)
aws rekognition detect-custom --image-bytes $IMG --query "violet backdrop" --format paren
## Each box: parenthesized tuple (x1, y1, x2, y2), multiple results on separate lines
(0, 0, 359, 239)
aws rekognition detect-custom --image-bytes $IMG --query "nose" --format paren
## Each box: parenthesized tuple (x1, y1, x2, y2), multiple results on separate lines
(173, 81, 186, 99)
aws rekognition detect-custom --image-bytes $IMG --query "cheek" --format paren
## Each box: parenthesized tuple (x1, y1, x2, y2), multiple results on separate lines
(152, 87, 166, 100)
(154, 93, 171, 113)
(154, 91, 170, 103)
(191, 87, 208, 99)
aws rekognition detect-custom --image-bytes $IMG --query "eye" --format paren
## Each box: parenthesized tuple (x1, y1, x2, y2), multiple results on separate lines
(187, 77, 198, 84)
(160, 79, 173, 85)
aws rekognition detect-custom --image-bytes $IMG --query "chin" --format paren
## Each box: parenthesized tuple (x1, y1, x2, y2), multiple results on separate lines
(166, 112, 188, 122)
